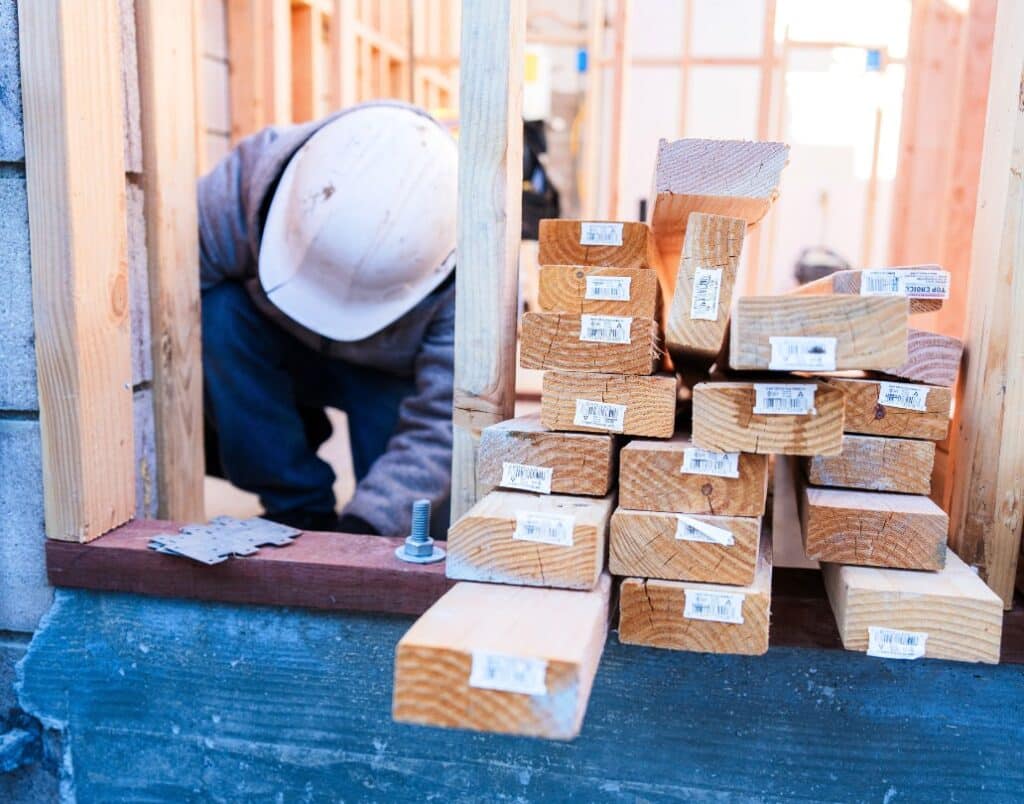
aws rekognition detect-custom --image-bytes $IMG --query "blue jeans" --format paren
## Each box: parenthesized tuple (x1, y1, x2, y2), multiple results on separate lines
(201, 282, 415, 516)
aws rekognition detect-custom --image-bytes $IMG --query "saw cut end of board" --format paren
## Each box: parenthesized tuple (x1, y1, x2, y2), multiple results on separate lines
(652, 138, 790, 203)
(882, 328, 964, 388)
(538, 219, 660, 271)
(791, 266, 946, 314)
(537, 265, 660, 318)
(540, 371, 678, 437)
(803, 434, 936, 495)
(825, 377, 951, 441)
(519, 312, 660, 376)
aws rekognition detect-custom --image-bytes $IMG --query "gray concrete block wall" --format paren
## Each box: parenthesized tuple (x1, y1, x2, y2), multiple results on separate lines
(0, 0, 23, 162)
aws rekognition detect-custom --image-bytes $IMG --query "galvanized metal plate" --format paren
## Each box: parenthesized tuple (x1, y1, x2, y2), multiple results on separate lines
(149, 517, 301, 565)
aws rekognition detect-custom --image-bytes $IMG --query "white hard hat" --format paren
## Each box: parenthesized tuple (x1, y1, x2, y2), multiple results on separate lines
(258, 101, 457, 342)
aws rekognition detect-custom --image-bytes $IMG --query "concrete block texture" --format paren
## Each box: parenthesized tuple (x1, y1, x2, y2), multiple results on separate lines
(127, 178, 152, 386)
(134, 388, 158, 518)
(0, 0, 23, 162)
(0, 173, 36, 412)
(0, 419, 50, 632)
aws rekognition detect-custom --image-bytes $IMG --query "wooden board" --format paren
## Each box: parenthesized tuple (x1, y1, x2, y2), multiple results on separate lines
(618, 529, 772, 655)
(803, 434, 936, 495)
(540, 371, 677, 438)
(826, 377, 951, 441)
(882, 328, 963, 387)
(772, 456, 820, 569)
(538, 265, 659, 318)
(665, 212, 746, 368)
(446, 491, 614, 590)
(727, 296, 909, 372)
(822, 549, 1002, 664)
(790, 266, 945, 314)
(609, 508, 761, 586)
(619, 435, 768, 517)
(477, 414, 616, 497)
(520, 312, 658, 375)
(393, 575, 611, 739)
(538, 219, 659, 270)
(691, 381, 845, 456)
(799, 484, 948, 571)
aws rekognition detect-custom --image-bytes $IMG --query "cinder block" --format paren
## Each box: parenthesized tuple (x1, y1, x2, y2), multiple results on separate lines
(119, 0, 142, 172)
(134, 388, 158, 518)
(0, 0, 24, 162)
(0, 173, 37, 411)
(127, 179, 152, 385)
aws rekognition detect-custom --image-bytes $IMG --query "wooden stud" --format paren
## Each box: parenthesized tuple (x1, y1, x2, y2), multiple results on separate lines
(772, 456, 819, 570)
(803, 434, 936, 496)
(825, 377, 951, 441)
(538, 266, 659, 318)
(580, 0, 604, 218)
(519, 312, 659, 375)
(789, 266, 946, 314)
(227, 0, 292, 140)
(606, 0, 632, 219)
(330, 0, 358, 109)
(882, 328, 963, 388)
(540, 371, 677, 438)
(291, 2, 326, 122)
(538, 219, 659, 270)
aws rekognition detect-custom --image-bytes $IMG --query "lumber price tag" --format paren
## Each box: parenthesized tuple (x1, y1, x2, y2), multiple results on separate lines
(681, 447, 740, 479)
(861, 268, 950, 299)
(579, 221, 623, 246)
(684, 590, 745, 624)
(573, 398, 626, 431)
(690, 267, 723, 320)
(500, 462, 553, 494)
(877, 381, 930, 412)
(768, 336, 837, 371)
(579, 314, 632, 344)
(469, 651, 548, 695)
(585, 275, 631, 301)
(675, 515, 735, 546)
(513, 511, 575, 547)
(866, 626, 928, 660)
(753, 384, 817, 415)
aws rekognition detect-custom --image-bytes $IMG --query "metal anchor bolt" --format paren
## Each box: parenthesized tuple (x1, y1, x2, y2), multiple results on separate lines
(394, 499, 445, 564)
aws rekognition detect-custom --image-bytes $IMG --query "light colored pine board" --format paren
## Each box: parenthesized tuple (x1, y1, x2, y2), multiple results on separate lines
(727, 296, 909, 372)
(226, 0, 292, 139)
(19, 0, 135, 542)
(799, 483, 948, 571)
(290, 2, 327, 122)
(665, 212, 746, 368)
(476, 414, 616, 498)
(822, 549, 1002, 664)
(618, 529, 772, 655)
(538, 265, 659, 318)
(520, 312, 658, 375)
(803, 434, 936, 495)
(619, 435, 768, 517)
(790, 266, 945, 314)
(540, 371, 677, 438)
(609, 508, 761, 586)
(446, 490, 613, 590)
(772, 456, 819, 569)
(538, 219, 659, 270)
(826, 377, 951, 441)
(882, 328, 963, 387)
(691, 381, 845, 456)
(393, 575, 611, 739)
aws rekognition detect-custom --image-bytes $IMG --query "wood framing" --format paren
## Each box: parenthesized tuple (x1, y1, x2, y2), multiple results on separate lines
(227, 0, 292, 139)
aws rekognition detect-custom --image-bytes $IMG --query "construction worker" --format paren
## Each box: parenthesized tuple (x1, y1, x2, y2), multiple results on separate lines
(197, 101, 457, 537)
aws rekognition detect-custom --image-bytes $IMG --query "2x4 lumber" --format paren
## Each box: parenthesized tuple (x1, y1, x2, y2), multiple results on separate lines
(882, 328, 963, 388)
(537, 219, 659, 271)
(618, 529, 771, 655)
(446, 490, 613, 590)
(476, 414, 616, 498)
(610, 508, 762, 586)
(329, 0, 357, 109)
(291, 2, 327, 122)
(538, 266, 659, 318)
(18, 0, 135, 541)
(393, 575, 611, 739)
(772, 456, 819, 569)
(822, 549, 1002, 664)
(826, 377, 951, 441)
(450, 0, 525, 522)
(691, 381, 845, 456)
(519, 312, 659, 375)
(135, 0, 206, 521)
(665, 212, 746, 368)
(803, 435, 936, 495)
(790, 266, 947, 314)
(540, 371, 676, 438)
(727, 296, 909, 372)
(619, 435, 768, 517)
(227, 0, 292, 140)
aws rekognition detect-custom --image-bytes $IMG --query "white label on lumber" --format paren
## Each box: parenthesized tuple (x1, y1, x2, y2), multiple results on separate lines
(690, 268, 723, 320)
(877, 381, 930, 412)
(866, 627, 928, 660)
(513, 512, 575, 547)
(681, 448, 740, 479)
(579, 314, 632, 344)
(500, 462, 553, 494)
(675, 515, 735, 546)
(768, 336, 837, 371)
(469, 651, 548, 695)
(753, 384, 817, 415)
(584, 275, 631, 301)
(861, 269, 950, 299)
(579, 221, 623, 246)
(573, 398, 626, 431)
(684, 590, 745, 624)
(860, 270, 902, 295)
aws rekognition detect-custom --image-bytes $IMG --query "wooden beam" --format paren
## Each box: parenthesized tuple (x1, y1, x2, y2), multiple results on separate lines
(291, 2, 327, 122)
(606, 0, 631, 219)
(803, 434, 936, 496)
(538, 219, 659, 270)
(330, 0, 358, 109)
(18, 0, 135, 542)
(227, 0, 292, 140)
(540, 371, 676, 438)
(948, 0, 1024, 608)
(519, 312, 659, 375)
(580, 0, 604, 218)
(825, 377, 951, 441)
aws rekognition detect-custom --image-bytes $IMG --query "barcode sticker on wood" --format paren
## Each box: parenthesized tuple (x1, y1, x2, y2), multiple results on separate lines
(675, 515, 735, 546)
(867, 626, 928, 660)
(469, 651, 548, 695)
(860, 269, 902, 295)
(690, 268, 723, 320)
(585, 275, 631, 301)
(768, 336, 837, 371)
(861, 268, 950, 299)
(681, 448, 740, 479)
(877, 381, 930, 412)
(579, 221, 624, 246)
(573, 398, 626, 431)
(579, 314, 632, 343)
(513, 511, 575, 547)
(753, 384, 817, 415)
(500, 462, 553, 494)
(684, 590, 745, 624)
